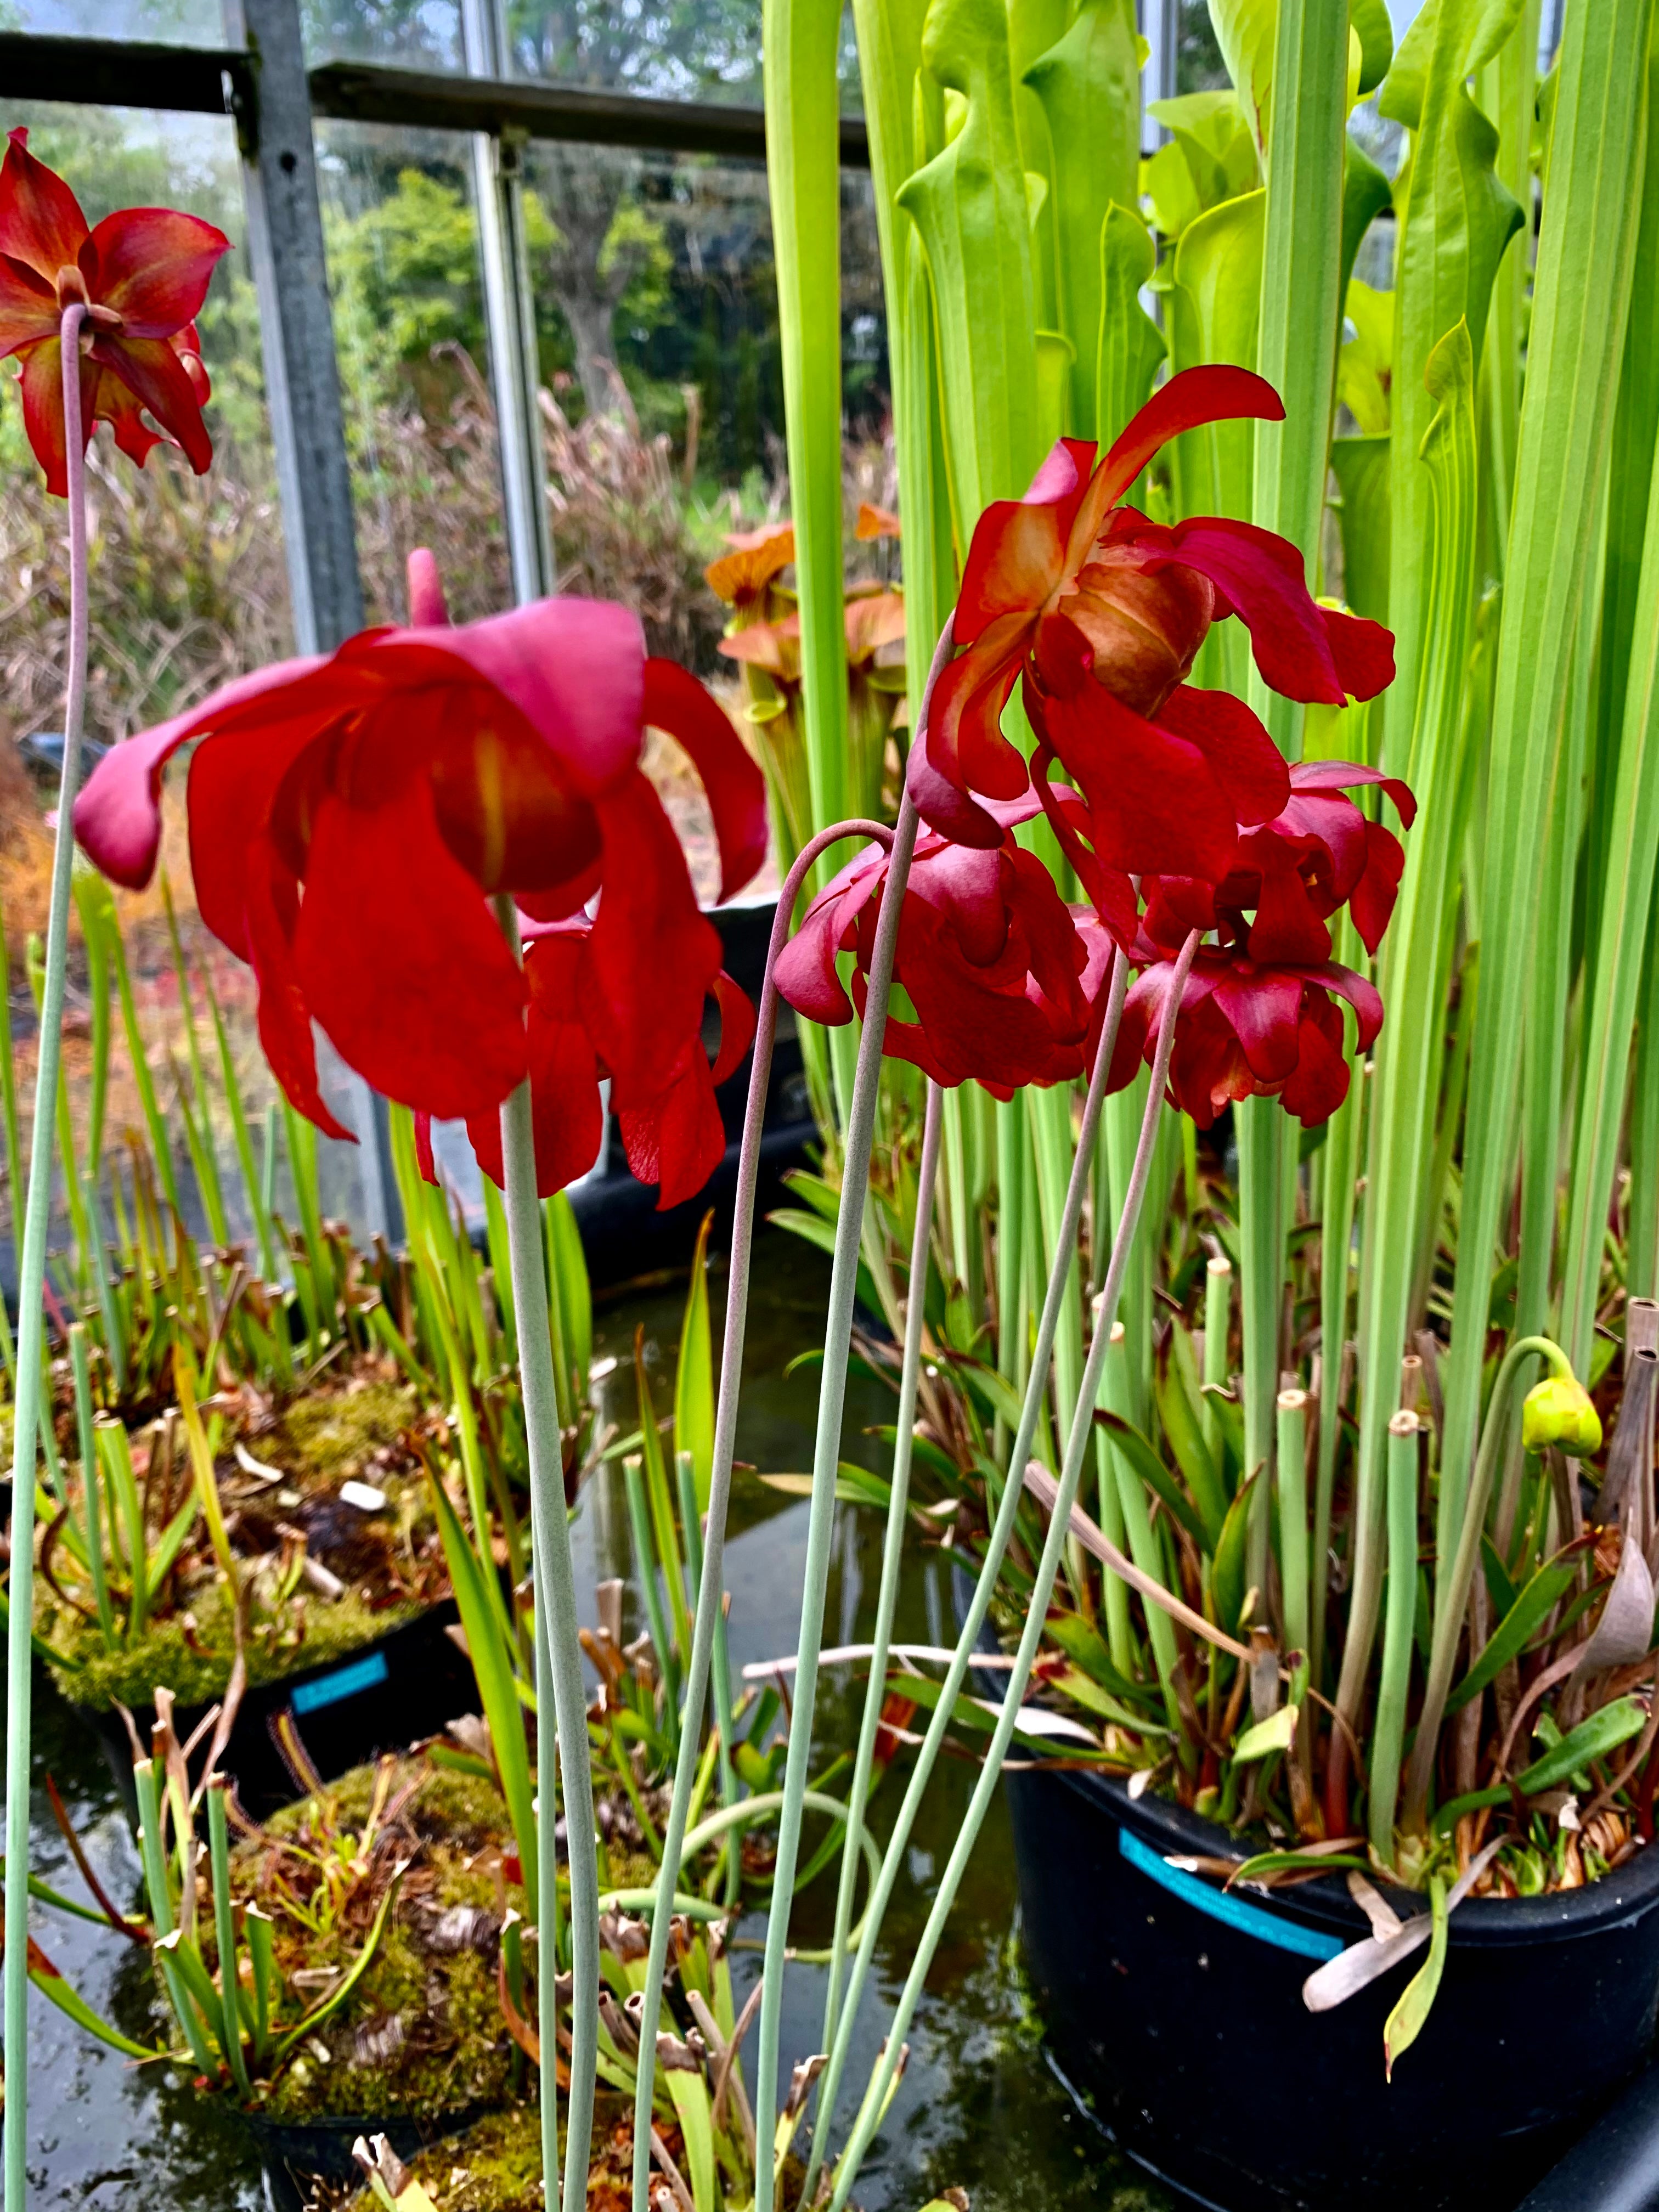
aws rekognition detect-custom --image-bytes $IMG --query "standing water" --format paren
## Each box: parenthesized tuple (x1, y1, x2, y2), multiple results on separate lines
(6, 1233, 1169, 2212)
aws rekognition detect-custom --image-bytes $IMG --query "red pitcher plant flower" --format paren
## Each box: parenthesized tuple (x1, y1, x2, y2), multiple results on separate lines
(0, 127, 229, 495)
(73, 549, 768, 1206)
(775, 797, 1123, 1097)
(909, 364, 1395, 872)
(1113, 760, 1412, 1126)
(1137, 759, 1417, 966)
(1110, 948, 1385, 1129)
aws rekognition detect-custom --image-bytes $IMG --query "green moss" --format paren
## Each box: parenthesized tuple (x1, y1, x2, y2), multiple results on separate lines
(393, 2096, 676, 2212)
(46, 1576, 425, 1713)
(266, 1379, 419, 1485)
(216, 1756, 529, 2129)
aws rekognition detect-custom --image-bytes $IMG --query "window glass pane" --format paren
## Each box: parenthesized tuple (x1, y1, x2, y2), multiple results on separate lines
(0, 104, 312, 1259)
(7, 0, 227, 46)
(300, 0, 862, 110)
(314, 119, 512, 623)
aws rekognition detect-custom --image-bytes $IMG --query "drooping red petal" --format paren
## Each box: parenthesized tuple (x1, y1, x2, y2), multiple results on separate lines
(83, 206, 229, 337)
(1290, 758, 1416, 828)
(187, 721, 341, 962)
(641, 657, 768, 901)
(582, 770, 721, 1101)
(16, 335, 96, 498)
(1085, 366, 1285, 529)
(1280, 994, 1351, 1125)
(1155, 685, 1290, 828)
(1318, 961, 1385, 1051)
(1239, 844, 1333, 966)
(1210, 968, 1304, 1081)
(1348, 819, 1406, 955)
(1153, 517, 1391, 705)
(74, 651, 334, 888)
(242, 840, 354, 1143)
(95, 368, 165, 470)
(0, 256, 58, 358)
(294, 779, 528, 1121)
(1032, 679, 1241, 882)
(0, 130, 88, 284)
(87, 332, 213, 473)
(708, 972, 757, 1086)
(616, 1041, 727, 1210)
(414, 1112, 438, 1184)
(469, 932, 605, 1195)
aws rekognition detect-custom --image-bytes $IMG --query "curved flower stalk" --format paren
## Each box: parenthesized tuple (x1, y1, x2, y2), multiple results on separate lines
(824, 929, 1203, 2212)
(622, 810, 898, 2212)
(0, 128, 228, 494)
(73, 551, 769, 1208)
(4, 138, 231, 2205)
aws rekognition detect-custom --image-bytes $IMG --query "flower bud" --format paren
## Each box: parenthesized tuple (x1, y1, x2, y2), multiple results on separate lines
(1522, 1373, 1602, 1457)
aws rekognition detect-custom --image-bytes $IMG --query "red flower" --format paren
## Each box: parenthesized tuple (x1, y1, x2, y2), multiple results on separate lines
(0, 128, 229, 495)
(776, 799, 1123, 1097)
(73, 550, 768, 1205)
(1110, 950, 1383, 1129)
(1139, 760, 1417, 964)
(908, 366, 1395, 858)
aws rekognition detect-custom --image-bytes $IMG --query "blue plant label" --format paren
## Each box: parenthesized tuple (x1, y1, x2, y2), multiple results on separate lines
(290, 1648, 390, 1716)
(1118, 1825, 1344, 1962)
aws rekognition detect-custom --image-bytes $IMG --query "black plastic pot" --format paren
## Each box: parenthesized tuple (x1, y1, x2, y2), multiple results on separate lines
(1518, 2058, 1659, 2210)
(80, 1599, 475, 1822)
(1003, 1762, 1659, 2211)
(243, 2099, 483, 2206)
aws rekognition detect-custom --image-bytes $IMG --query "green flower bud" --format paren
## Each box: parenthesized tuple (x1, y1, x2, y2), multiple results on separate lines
(1521, 1373, 1602, 1456)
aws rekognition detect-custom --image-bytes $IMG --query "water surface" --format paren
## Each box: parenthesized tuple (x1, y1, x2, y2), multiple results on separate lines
(9, 1231, 1170, 2212)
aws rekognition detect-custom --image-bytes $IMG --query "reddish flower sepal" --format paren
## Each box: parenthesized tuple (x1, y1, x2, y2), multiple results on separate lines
(1110, 949, 1383, 1129)
(1139, 760, 1417, 965)
(74, 550, 768, 1209)
(0, 128, 229, 495)
(776, 799, 1122, 1097)
(419, 922, 758, 1209)
(908, 364, 1394, 854)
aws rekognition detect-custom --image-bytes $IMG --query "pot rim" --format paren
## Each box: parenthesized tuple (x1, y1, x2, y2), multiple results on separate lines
(1049, 1765, 1659, 1946)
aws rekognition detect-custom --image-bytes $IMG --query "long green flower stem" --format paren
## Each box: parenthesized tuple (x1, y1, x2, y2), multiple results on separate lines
(817, 1085, 942, 2066)
(629, 622, 957, 2212)
(495, 904, 600, 2212)
(623, 811, 898, 2212)
(826, 933, 1200, 2212)
(1399, 1334, 1577, 1831)
(4, 304, 91, 2212)
(749, 784, 921, 2212)
(802, 936, 1131, 2191)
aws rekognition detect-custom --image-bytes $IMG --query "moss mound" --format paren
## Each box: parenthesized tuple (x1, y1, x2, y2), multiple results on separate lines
(224, 1756, 528, 2127)
(386, 2098, 683, 2212)
(49, 1579, 425, 1713)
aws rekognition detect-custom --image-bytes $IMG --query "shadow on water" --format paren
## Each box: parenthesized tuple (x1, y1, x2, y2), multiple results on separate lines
(7, 1228, 1169, 2212)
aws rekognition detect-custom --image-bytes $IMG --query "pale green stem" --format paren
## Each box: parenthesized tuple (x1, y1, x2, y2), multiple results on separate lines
(815, 1081, 941, 2117)
(495, 905, 600, 2212)
(1368, 1410, 1422, 1860)
(804, 939, 1132, 2181)
(826, 933, 1200, 2212)
(1401, 1334, 1574, 1830)
(750, 788, 919, 2212)
(5, 304, 91, 2210)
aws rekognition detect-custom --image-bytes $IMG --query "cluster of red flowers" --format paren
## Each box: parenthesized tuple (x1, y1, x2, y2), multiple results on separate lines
(780, 367, 1410, 1130)
(50, 94, 1408, 1211)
